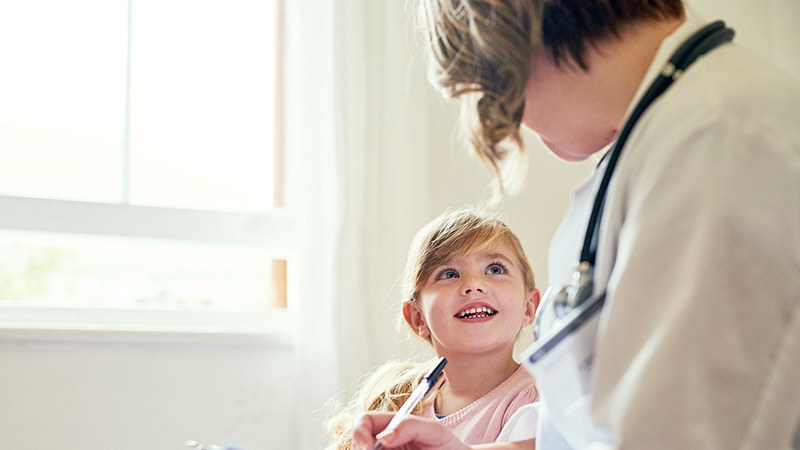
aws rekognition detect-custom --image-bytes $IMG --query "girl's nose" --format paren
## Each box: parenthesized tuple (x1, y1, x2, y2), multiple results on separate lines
(462, 273, 486, 295)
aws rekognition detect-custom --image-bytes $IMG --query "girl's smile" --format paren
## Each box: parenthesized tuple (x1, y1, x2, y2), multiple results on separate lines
(455, 302, 498, 320)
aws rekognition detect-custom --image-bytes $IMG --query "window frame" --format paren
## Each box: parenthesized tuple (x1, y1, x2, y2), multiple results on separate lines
(0, 197, 298, 339)
(0, 0, 295, 341)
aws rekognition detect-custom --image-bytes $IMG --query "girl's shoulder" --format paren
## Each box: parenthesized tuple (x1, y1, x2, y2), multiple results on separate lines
(473, 364, 538, 410)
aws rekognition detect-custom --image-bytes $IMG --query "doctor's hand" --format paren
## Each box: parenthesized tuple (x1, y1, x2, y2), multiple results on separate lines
(352, 412, 471, 450)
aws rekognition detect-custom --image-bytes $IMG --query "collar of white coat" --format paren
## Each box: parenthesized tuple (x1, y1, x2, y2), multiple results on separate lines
(619, 8, 712, 130)
(552, 12, 713, 286)
(584, 9, 715, 244)
(547, 10, 715, 286)
(583, 10, 710, 177)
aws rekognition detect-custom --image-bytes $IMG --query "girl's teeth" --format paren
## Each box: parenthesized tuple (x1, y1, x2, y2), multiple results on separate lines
(458, 306, 497, 318)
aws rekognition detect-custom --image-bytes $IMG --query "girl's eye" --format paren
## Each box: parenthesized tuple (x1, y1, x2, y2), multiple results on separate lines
(436, 269, 459, 280)
(486, 263, 507, 275)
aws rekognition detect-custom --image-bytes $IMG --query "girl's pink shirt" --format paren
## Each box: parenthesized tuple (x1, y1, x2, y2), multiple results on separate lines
(420, 364, 538, 445)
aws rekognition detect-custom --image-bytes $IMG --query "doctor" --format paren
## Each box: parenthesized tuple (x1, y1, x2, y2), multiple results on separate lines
(353, 0, 800, 449)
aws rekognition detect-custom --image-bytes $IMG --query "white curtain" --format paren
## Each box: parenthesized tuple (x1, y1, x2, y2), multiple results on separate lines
(330, 0, 436, 387)
(285, 1, 339, 448)
(288, 1, 437, 449)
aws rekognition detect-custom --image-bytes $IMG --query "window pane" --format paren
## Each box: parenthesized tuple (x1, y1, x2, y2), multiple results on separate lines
(129, 0, 277, 213)
(0, 0, 127, 203)
(0, 230, 286, 312)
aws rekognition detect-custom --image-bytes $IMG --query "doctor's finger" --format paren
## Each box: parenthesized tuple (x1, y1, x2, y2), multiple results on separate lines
(352, 412, 395, 450)
(372, 415, 470, 450)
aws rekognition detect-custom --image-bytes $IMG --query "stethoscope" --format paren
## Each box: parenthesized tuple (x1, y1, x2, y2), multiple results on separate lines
(533, 21, 735, 339)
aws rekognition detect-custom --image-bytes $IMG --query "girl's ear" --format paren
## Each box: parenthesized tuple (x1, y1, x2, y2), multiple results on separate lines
(522, 288, 541, 327)
(402, 300, 430, 338)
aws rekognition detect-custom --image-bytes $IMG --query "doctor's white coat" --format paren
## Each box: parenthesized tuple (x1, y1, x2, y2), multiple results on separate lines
(537, 13, 800, 450)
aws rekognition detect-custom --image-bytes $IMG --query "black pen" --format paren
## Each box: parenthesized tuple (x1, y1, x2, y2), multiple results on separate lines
(372, 357, 447, 450)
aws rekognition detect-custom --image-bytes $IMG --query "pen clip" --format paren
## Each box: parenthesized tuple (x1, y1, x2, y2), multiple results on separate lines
(421, 357, 447, 395)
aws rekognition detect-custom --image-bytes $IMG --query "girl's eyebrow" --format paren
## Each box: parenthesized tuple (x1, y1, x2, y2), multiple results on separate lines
(483, 252, 513, 263)
(435, 257, 454, 267)
(435, 252, 514, 268)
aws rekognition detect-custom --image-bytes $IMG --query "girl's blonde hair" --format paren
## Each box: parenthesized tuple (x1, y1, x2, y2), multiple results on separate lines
(415, 0, 685, 196)
(324, 359, 434, 450)
(324, 206, 535, 449)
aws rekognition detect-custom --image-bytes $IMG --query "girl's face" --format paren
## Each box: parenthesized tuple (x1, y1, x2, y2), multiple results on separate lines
(404, 239, 539, 358)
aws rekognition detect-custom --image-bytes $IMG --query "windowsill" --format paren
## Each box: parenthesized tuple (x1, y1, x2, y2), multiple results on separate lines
(0, 306, 295, 347)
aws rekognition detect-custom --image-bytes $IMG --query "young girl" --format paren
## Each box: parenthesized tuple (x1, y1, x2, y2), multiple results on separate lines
(326, 206, 540, 449)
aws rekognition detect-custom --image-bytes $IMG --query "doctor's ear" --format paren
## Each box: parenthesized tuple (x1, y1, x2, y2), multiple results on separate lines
(402, 300, 430, 338)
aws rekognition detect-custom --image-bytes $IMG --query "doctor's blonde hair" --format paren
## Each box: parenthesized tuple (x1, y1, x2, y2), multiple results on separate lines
(415, 0, 685, 197)
(324, 206, 535, 450)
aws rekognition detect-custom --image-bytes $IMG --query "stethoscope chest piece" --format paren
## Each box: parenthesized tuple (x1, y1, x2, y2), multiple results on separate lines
(554, 261, 594, 319)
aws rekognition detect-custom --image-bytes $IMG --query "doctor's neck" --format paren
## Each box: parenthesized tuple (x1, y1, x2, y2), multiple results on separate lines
(581, 17, 685, 143)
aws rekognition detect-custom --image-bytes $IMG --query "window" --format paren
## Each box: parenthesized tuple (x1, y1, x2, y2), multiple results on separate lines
(0, 0, 293, 336)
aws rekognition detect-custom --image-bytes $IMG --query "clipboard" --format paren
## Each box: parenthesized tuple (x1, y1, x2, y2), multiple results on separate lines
(521, 291, 610, 448)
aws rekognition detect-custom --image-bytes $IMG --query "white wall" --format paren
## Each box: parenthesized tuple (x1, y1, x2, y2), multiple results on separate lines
(0, 332, 295, 450)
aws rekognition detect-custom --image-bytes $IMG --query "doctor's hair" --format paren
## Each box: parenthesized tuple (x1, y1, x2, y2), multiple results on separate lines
(415, 0, 685, 196)
(398, 205, 535, 342)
